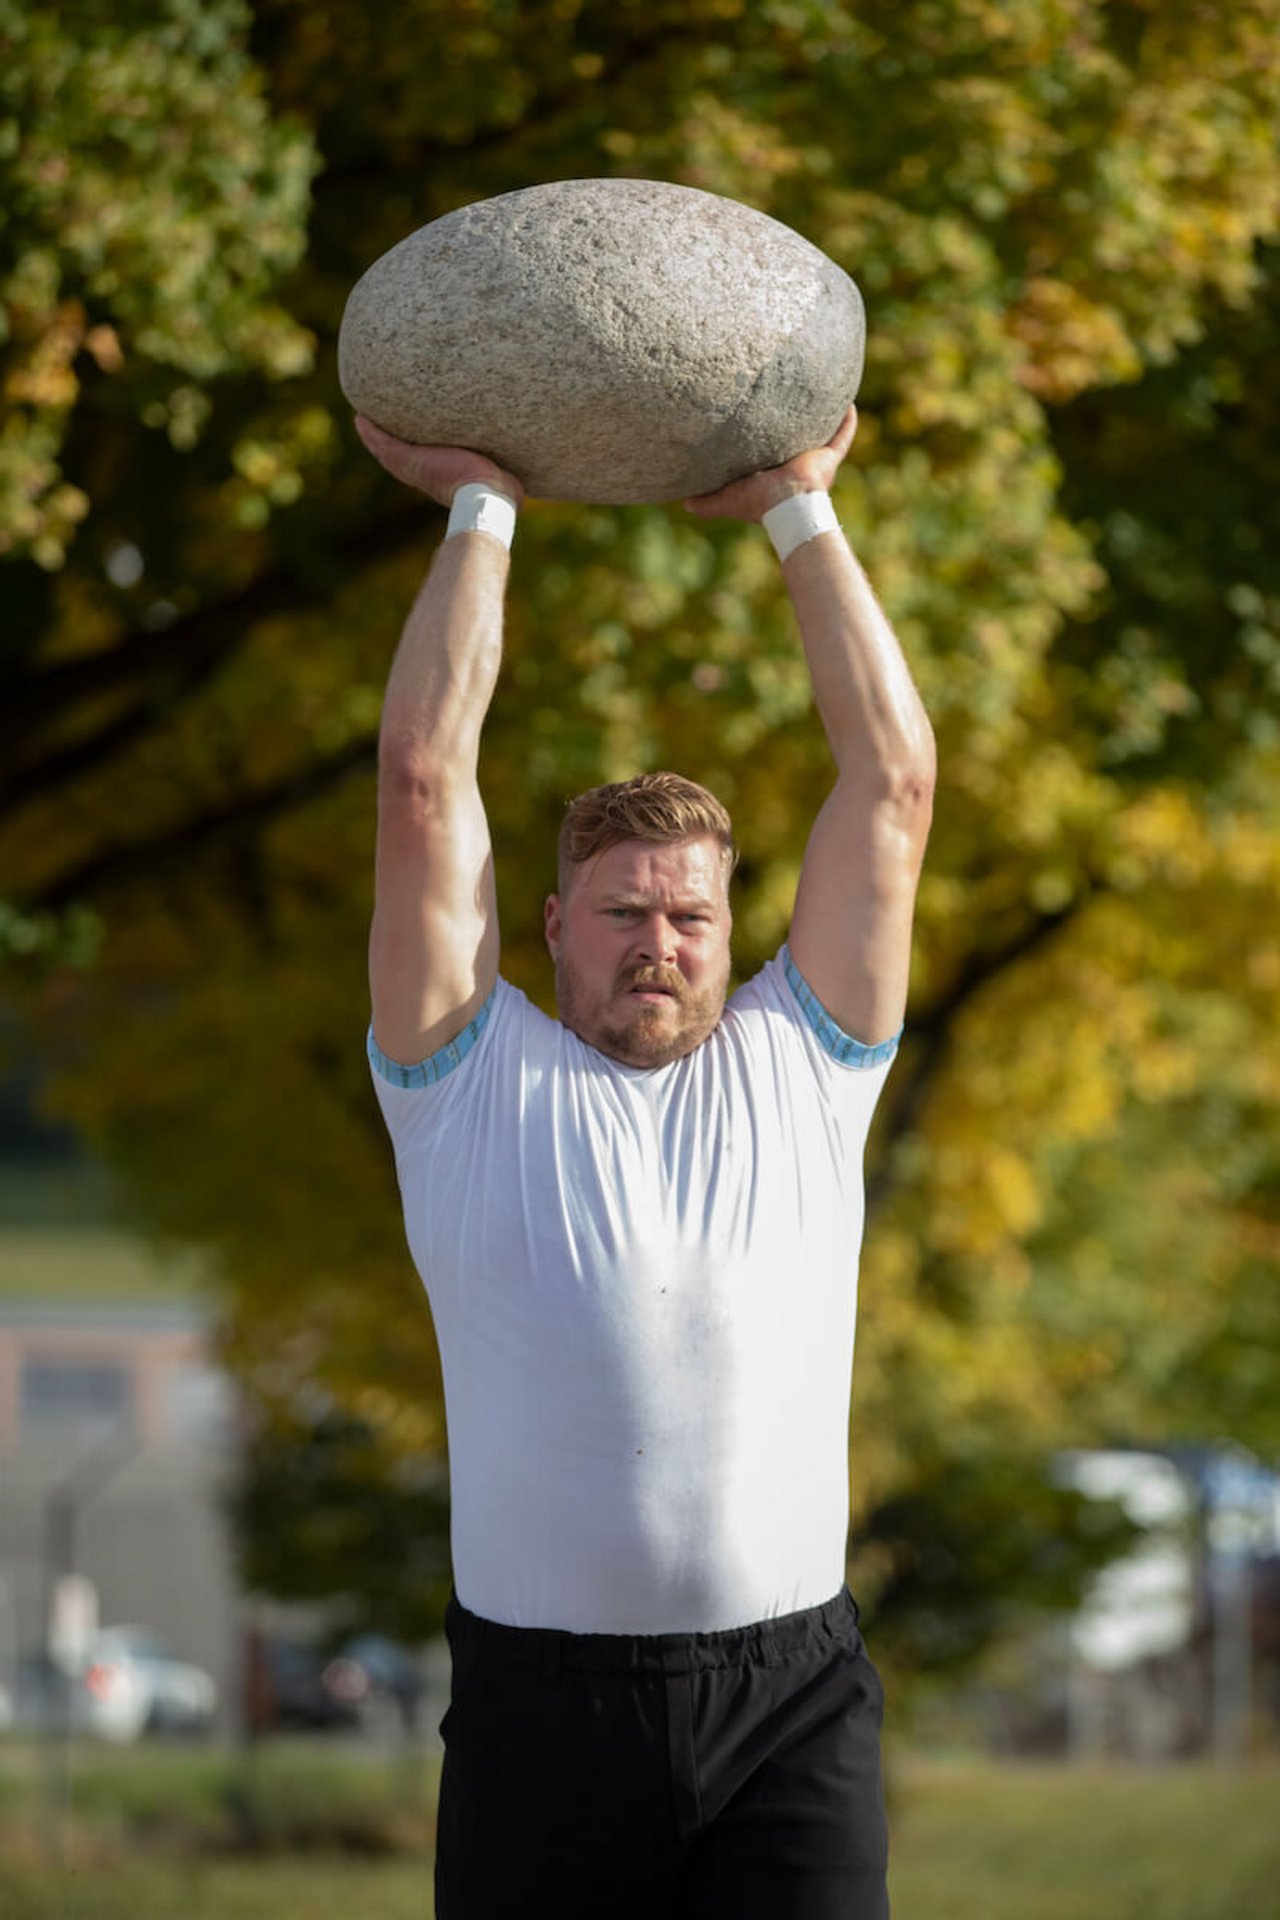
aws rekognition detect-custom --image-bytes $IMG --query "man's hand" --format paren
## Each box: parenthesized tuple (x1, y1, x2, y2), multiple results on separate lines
(354, 415, 525, 510)
(682, 405, 858, 524)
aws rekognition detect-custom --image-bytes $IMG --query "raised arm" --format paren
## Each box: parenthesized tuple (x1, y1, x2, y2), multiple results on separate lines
(356, 415, 524, 1067)
(685, 408, 935, 1045)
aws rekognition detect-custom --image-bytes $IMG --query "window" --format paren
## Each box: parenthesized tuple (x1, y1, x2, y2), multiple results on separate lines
(20, 1359, 134, 1438)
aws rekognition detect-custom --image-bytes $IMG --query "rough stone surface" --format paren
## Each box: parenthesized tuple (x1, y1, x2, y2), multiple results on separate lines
(338, 179, 865, 504)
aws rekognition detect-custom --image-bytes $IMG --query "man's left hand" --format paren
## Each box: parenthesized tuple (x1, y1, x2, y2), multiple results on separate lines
(682, 405, 858, 523)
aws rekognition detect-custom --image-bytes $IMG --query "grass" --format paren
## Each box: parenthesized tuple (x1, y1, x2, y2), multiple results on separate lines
(0, 1738, 437, 1859)
(0, 1855, 433, 1920)
(887, 1757, 1279, 1920)
(0, 1740, 437, 1919)
(0, 1227, 211, 1304)
(0, 1742, 1277, 1919)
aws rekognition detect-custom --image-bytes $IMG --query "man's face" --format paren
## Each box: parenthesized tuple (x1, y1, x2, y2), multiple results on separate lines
(544, 835, 733, 1068)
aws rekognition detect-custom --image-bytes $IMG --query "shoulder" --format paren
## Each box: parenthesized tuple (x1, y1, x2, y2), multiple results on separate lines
(367, 977, 559, 1153)
(728, 946, 902, 1072)
(367, 986, 502, 1092)
(719, 947, 901, 1148)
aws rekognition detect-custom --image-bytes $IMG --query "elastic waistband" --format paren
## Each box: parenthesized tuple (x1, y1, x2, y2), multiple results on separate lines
(445, 1588, 861, 1677)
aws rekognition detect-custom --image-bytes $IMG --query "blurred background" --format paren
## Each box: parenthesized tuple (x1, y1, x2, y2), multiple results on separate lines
(2, 2, 1278, 1914)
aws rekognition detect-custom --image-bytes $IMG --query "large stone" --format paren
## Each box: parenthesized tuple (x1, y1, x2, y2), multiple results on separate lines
(338, 179, 864, 504)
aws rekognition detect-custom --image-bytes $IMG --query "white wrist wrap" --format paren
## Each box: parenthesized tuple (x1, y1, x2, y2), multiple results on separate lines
(446, 482, 518, 549)
(762, 490, 840, 562)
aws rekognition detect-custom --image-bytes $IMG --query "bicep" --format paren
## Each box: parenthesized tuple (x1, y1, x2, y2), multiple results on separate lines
(369, 763, 499, 1068)
(788, 777, 932, 1047)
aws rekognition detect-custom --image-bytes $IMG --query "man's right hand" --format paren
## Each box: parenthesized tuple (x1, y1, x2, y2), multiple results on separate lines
(682, 405, 857, 526)
(354, 414, 525, 510)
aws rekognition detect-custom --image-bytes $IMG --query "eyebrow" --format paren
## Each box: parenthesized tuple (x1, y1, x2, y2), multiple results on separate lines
(598, 892, 718, 912)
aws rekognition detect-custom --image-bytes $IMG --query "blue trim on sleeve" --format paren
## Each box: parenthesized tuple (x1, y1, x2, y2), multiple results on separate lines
(367, 989, 495, 1088)
(781, 945, 901, 1068)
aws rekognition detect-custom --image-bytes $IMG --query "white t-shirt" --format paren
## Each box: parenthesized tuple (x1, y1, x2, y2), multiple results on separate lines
(368, 946, 897, 1635)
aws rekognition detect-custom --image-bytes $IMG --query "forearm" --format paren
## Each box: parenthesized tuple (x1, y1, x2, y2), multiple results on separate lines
(379, 531, 511, 782)
(685, 409, 932, 1038)
(782, 531, 935, 801)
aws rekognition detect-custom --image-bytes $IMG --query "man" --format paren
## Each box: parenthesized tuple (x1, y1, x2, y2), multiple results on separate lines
(357, 402, 935, 1919)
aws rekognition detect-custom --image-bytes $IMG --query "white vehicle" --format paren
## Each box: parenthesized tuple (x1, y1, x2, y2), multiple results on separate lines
(80, 1627, 217, 1739)
(16, 1627, 217, 1741)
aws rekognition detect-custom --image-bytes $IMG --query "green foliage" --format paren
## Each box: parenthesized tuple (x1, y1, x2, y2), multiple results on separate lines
(0, 899, 100, 969)
(0, 0, 315, 568)
(2, 0, 1278, 1660)
(852, 1451, 1139, 1679)
(231, 1406, 452, 1643)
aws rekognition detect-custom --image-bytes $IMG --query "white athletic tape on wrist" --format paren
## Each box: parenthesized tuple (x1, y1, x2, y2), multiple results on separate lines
(446, 482, 518, 549)
(761, 490, 840, 562)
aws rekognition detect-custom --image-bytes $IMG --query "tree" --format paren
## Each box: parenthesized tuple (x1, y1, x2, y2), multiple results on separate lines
(3, 0, 1278, 1663)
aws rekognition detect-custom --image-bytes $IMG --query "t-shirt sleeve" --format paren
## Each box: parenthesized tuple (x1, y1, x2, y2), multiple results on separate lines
(366, 983, 502, 1162)
(777, 946, 902, 1070)
(732, 945, 900, 1152)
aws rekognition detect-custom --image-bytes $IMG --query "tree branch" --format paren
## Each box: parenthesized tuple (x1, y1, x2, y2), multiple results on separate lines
(307, 16, 719, 196)
(25, 735, 378, 914)
(867, 896, 1091, 1211)
(1, 500, 435, 760)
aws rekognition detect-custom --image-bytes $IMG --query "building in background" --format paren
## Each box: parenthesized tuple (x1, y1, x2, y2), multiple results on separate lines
(0, 1062, 449, 1746)
(929, 1448, 1280, 1762)
(0, 1054, 244, 1736)
(0, 1274, 243, 1735)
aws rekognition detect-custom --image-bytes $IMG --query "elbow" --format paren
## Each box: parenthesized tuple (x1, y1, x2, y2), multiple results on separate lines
(854, 728, 936, 848)
(899, 728, 937, 817)
(887, 761, 935, 855)
(878, 719, 937, 819)
(377, 735, 465, 824)
(378, 735, 432, 803)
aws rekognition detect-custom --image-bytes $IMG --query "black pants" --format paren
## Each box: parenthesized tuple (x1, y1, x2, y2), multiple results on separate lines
(435, 1588, 889, 1919)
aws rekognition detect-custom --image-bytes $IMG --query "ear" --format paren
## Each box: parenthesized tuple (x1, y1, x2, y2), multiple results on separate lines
(544, 893, 563, 958)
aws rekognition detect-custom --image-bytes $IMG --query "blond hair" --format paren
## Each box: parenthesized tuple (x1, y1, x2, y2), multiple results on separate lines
(557, 772, 737, 894)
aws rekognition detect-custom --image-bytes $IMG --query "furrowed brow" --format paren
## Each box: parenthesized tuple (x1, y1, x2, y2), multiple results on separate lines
(598, 890, 717, 911)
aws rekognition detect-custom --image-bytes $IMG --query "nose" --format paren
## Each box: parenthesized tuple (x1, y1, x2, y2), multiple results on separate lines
(634, 914, 678, 965)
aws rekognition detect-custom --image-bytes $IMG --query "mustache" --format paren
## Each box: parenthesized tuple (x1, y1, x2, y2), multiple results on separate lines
(619, 965, 685, 997)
